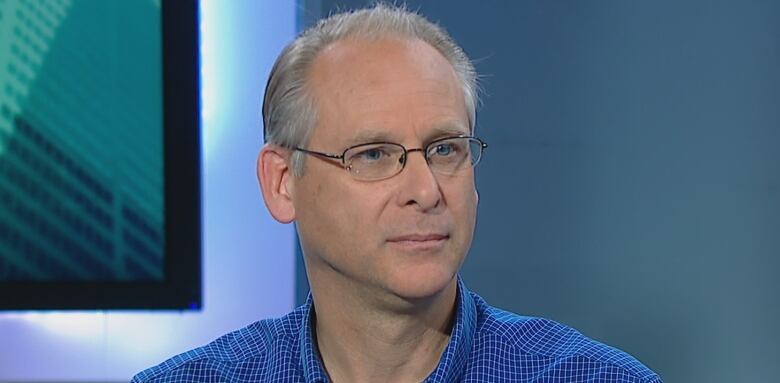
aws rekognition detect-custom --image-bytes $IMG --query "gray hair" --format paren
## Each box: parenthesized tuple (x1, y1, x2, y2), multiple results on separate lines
(262, 3, 479, 176)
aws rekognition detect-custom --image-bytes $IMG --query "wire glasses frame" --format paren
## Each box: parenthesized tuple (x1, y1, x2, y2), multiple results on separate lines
(294, 135, 488, 181)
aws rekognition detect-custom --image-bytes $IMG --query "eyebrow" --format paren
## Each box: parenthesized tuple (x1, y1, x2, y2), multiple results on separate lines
(345, 129, 396, 147)
(345, 123, 470, 148)
(424, 123, 470, 141)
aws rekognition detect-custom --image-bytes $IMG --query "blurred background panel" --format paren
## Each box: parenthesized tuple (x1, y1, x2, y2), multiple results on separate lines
(298, 1, 780, 382)
(0, 0, 296, 380)
(0, 0, 164, 281)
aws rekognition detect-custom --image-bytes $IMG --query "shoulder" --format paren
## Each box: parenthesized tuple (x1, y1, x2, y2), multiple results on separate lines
(469, 293, 662, 382)
(131, 308, 307, 383)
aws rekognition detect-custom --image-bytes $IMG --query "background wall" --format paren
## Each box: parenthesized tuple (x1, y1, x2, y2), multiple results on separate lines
(300, 1, 780, 382)
(0, 1, 297, 381)
(0, 1, 777, 382)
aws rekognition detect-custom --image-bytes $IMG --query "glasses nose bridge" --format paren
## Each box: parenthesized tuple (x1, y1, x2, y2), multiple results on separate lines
(396, 145, 437, 178)
(399, 146, 428, 165)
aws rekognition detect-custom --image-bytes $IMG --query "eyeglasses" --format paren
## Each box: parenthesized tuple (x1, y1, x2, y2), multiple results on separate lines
(294, 135, 488, 181)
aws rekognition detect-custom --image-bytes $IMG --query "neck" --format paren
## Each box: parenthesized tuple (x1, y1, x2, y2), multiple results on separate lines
(308, 273, 458, 383)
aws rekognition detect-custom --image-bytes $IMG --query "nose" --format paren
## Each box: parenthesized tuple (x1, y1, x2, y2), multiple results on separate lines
(395, 149, 443, 212)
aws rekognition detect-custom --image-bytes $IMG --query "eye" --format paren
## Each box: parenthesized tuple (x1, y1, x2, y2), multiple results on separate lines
(433, 143, 456, 156)
(355, 148, 387, 162)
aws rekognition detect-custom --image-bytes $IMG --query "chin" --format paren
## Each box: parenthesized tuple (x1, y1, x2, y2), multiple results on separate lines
(384, 264, 458, 301)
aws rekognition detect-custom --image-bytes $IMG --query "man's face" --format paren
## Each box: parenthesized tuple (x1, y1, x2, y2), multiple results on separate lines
(292, 37, 477, 302)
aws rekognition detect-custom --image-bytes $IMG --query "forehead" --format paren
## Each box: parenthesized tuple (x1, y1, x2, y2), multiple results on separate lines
(306, 37, 469, 144)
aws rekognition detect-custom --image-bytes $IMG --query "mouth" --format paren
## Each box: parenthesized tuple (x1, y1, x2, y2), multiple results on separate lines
(386, 233, 449, 251)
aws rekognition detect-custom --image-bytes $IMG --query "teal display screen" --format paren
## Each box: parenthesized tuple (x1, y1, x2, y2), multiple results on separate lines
(0, 0, 164, 281)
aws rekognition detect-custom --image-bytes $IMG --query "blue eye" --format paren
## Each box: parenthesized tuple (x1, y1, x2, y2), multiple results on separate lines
(356, 148, 385, 162)
(434, 143, 455, 156)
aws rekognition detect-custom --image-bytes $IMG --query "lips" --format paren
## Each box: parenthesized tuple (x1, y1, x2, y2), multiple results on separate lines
(386, 233, 449, 252)
(387, 233, 449, 242)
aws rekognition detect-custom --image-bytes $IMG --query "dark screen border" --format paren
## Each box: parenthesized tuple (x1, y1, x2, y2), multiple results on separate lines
(0, 0, 202, 310)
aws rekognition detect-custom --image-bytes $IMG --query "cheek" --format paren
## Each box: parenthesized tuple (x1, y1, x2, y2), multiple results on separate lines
(445, 175, 477, 211)
(445, 178, 478, 236)
(297, 177, 387, 254)
(295, 179, 341, 248)
(339, 188, 391, 246)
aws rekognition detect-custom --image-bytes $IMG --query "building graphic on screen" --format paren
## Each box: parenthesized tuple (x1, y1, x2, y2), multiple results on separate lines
(0, 0, 165, 280)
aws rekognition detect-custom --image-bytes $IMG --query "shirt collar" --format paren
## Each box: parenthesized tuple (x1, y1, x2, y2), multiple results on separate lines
(424, 276, 477, 382)
(298, 276, 477, 383)
(299, 294, 328, 382)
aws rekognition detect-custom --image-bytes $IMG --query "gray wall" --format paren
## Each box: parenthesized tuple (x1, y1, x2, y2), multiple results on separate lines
(298, 1, 780, 381)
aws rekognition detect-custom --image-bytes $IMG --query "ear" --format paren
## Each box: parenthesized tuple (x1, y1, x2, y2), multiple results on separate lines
(257, 144, 296, 223)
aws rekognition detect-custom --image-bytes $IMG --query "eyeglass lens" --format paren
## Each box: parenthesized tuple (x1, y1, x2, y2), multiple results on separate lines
(344, 137, 484, 180)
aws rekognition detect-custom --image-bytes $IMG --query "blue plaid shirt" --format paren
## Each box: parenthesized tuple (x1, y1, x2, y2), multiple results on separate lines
(133, 278, 661, 382)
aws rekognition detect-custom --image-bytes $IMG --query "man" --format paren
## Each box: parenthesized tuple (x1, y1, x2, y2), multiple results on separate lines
(134, 4, 661, 382)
